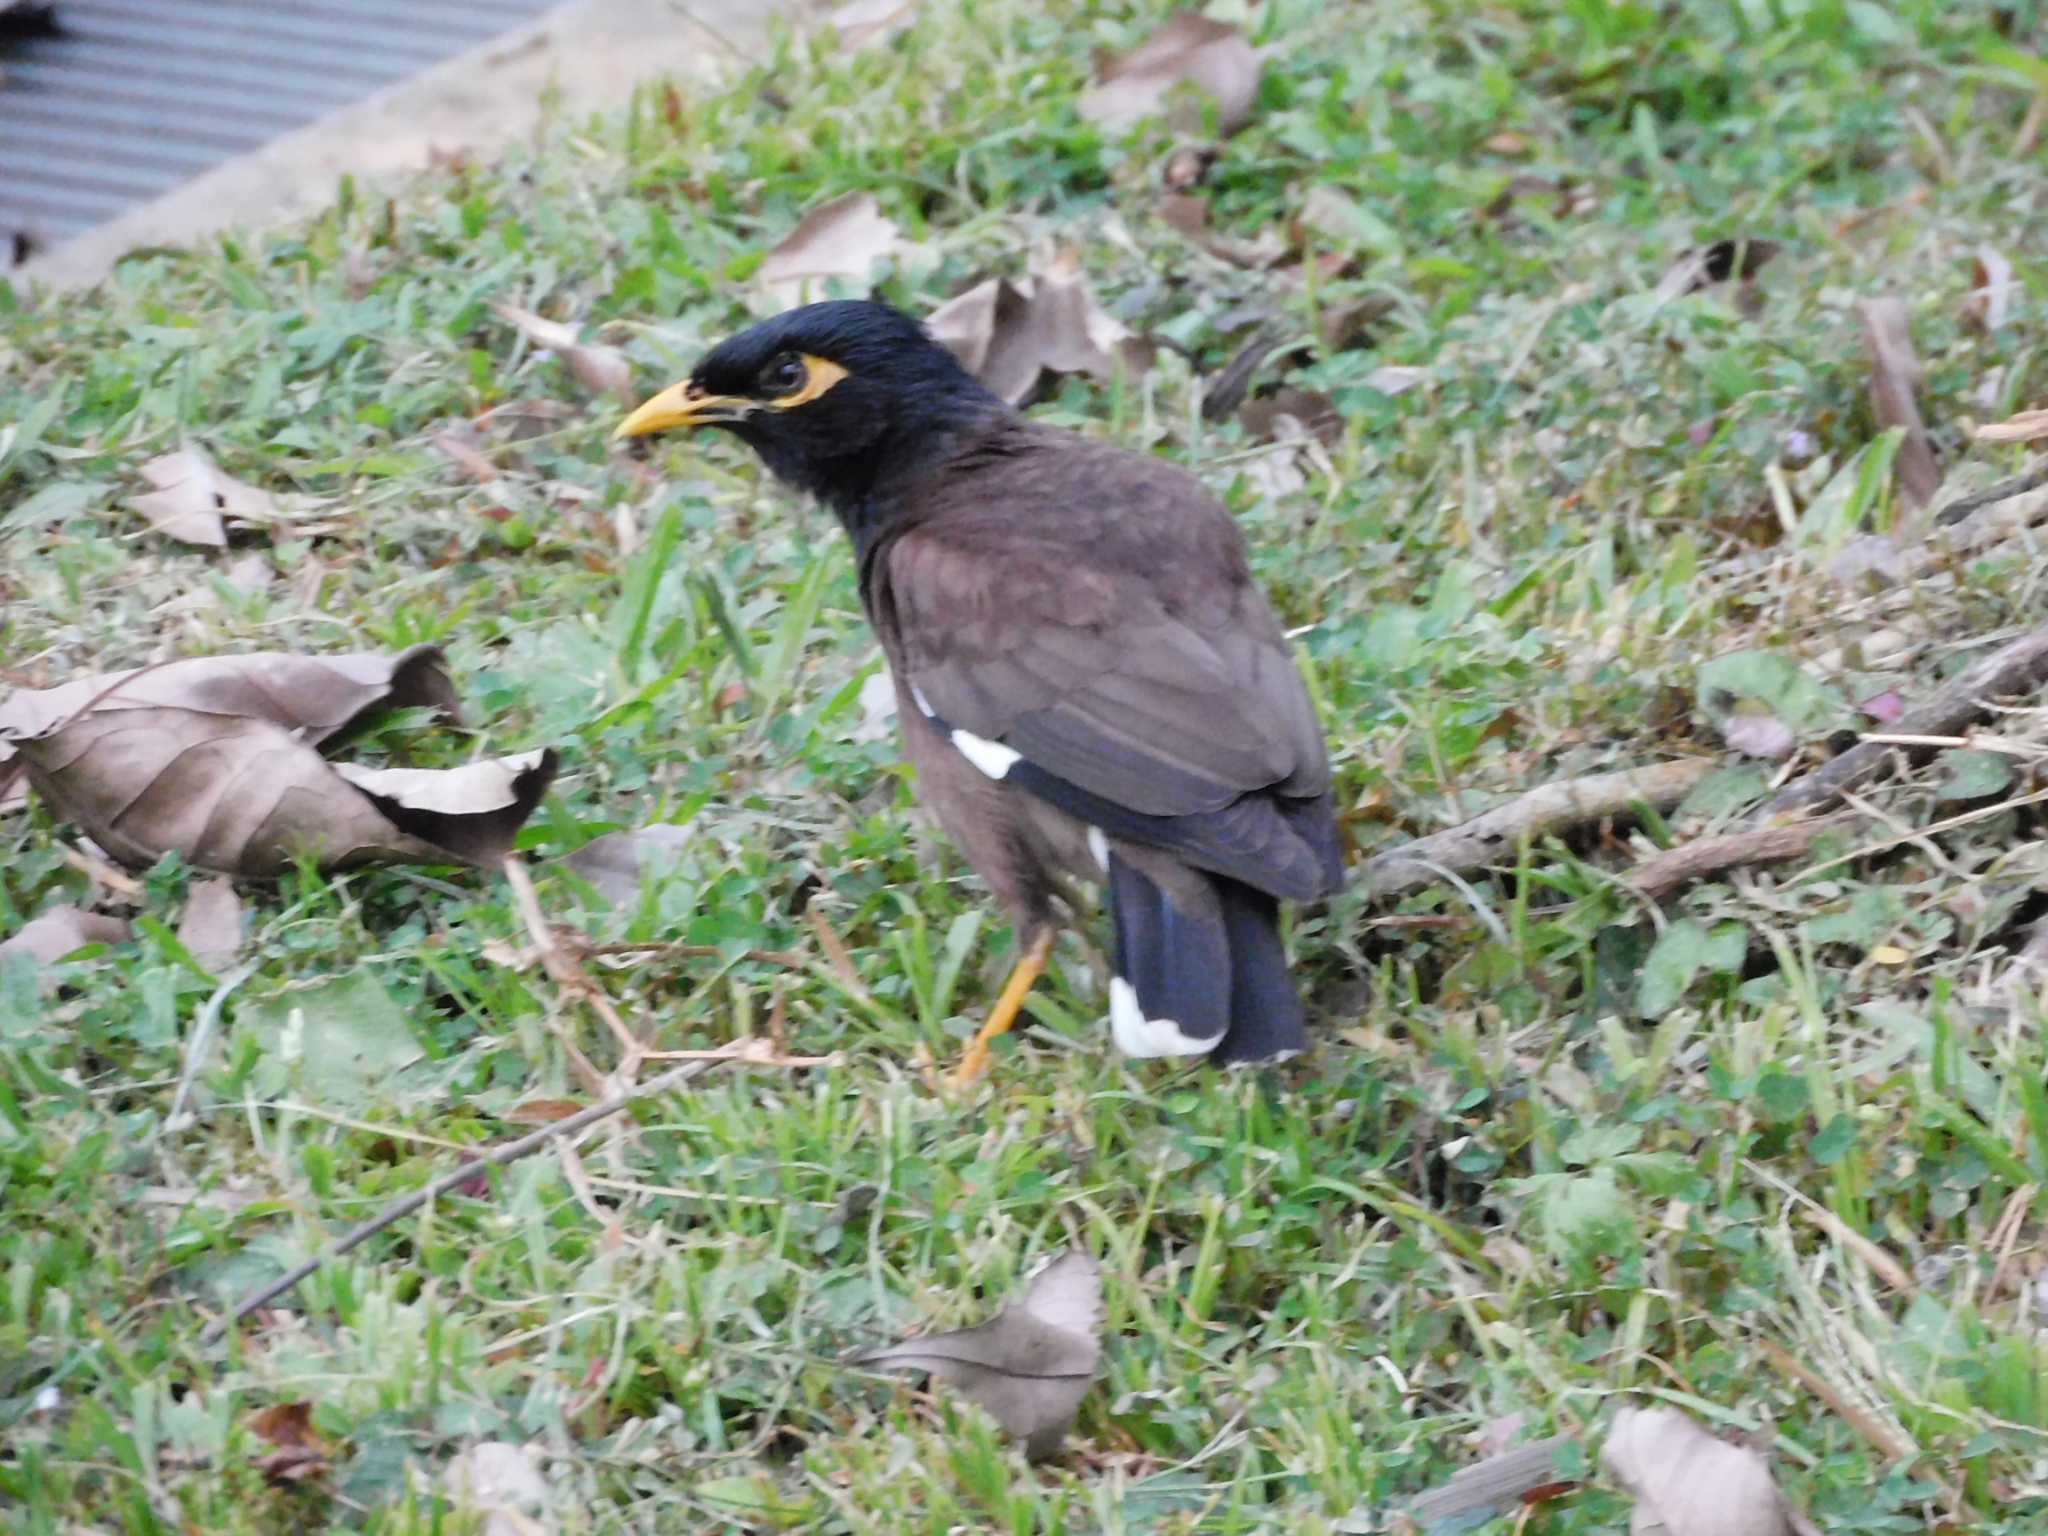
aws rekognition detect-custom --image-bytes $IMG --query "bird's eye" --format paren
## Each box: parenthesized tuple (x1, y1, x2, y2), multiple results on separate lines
(761, 354, 808, 396)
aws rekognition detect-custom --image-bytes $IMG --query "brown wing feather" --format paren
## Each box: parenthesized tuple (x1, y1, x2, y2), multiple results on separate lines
(872, 429, 1328, 819)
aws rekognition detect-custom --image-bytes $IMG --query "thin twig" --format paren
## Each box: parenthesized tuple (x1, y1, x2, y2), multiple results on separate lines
(1934, 459, 2048, 526)
(201, 1038, 816, 1343)
(501, 853, 645, 1078)
(1359, 759, 1712, 900)
(585, 939, 811, 969)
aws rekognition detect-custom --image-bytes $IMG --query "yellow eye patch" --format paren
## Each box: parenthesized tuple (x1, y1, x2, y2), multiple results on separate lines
(768, 355, 851, 409)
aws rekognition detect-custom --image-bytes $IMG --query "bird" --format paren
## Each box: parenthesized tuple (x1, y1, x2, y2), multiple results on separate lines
(615, 299, 1342, 1083)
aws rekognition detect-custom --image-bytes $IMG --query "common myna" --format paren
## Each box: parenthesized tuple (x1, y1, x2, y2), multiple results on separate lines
(617, 300, 1342, 1081)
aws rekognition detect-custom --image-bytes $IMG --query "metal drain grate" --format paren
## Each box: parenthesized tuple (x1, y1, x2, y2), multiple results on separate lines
(0, 0, 558, 262)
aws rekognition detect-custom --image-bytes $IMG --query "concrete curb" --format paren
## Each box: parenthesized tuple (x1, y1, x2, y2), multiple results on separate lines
(15, 0, 795, 296)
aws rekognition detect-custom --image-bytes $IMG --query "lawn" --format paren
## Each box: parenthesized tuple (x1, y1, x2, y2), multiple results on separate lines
(4, 0, 2048, 1530)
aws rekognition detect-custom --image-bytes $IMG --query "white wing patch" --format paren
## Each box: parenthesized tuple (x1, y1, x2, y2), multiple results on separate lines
(950, 726, 1022, 780)
(1108, 976, 1223, 1058)
(1086, 826, 1110, 874)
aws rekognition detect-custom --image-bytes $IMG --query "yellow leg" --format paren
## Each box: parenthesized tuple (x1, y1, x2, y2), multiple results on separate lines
(951, 929, 1054, 1086)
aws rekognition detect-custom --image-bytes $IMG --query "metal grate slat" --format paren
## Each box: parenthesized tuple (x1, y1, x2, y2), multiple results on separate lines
(1, 0, 559, 254)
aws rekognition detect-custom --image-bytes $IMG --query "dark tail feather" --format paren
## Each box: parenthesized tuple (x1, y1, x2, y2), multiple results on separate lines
(1106, 855, 1229, 1057)
(1211, 881, 1308, 1065)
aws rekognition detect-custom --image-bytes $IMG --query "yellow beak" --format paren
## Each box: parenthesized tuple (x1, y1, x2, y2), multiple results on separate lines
(612, 381, 754, 440)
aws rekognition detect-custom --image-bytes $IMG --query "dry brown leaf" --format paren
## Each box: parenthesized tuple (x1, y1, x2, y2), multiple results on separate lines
(1081, 15, 1261, 137)
(0, 649, 550, 875)
(130, 447, 277, 547)
(491, 301, 634, 399)
(445, 1441, 551, 1536)
(1365, 364, 1427, 397)
(433, 424, 501, 482)
(15, 704, 552, 874)
(247, 1401, 331, 1485)
(1318, 294, 1396, 353)
(1858, 297, 1942, 511)
(927, 255, 1153, 407)
(1240, 386, 1342, 447)
(560, 822, 696, 903)
(850, 1248, 1102, 1460)
(1721, 709, 1798, 762)
(0, 647, 458, 747)
(176, 877, 244, 970)
(825, 0, 915, 49)
(756, 192, 901, 308)
(0, 906, 130, 977)
(221, 553, 276, 596)
(1158, 192, 1288, 269)
(503, 1097, 588, 1126)
(1973, 407, 2048, 444)
(1408, 1433, 1580, 1527)
(1601, 1407, 1806, 1536)
(331, 753, 558, 866)
(1966, 246, 2016, 332)
(1652, 238, 1782, 304)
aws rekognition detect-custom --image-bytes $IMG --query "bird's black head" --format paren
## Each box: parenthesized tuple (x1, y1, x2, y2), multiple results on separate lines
(615, 300, 1003, 517)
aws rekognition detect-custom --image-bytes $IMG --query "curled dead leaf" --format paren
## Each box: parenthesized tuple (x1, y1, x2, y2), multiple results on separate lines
(1159, 192, 1288, 269)
(561, 822, 696, 903)
(1081, 14, 1262, 137)
(1652, 238, 1781, 304)
(825, 0, 915, 49)
(0, 647, 458, 747)
(433, 424, 501, 482)
(491, 301, 634, 400)
(1240, 385, 1342, 447)
(1318, 294, 1396, 353)
(1601, 1407, 1809, 1536)
(503, 1097, 588, 1126)
(1720, 709, 1798, 762)
(331, 752, 559, 866)
(757, 191, 901, 308)
(247, 1401, 331, 1485)
(0, 649, 551, 875)
(1973, 407, 2048, 444)
(850, 1247, 1102, 1460)
(445, 1441, 551, 1536)
(927, 255, 1152, 407)
(1966, 246, 2016, 333)
(176, 877, 244, 970)
(1858, 296, 1942, 511)
(1365, 364, 1427, 397)
(130, 446, 278, 547)
(0, 906, 130, 981)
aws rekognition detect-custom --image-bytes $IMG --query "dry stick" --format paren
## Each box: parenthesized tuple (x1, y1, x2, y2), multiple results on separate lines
(1934, 458, 2048, 525)
(1628, 814, 1864, 902)
(1763, 621, 2048, 818)
(1358, 759, 1713, 900)
(201, 1053, 716, 1344)
(501, 853, 645, 1079)
(1405, 1435, 1580, 1527)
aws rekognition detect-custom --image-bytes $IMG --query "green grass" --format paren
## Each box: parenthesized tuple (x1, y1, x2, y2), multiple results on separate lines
(5, 0, 2048, 1529)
